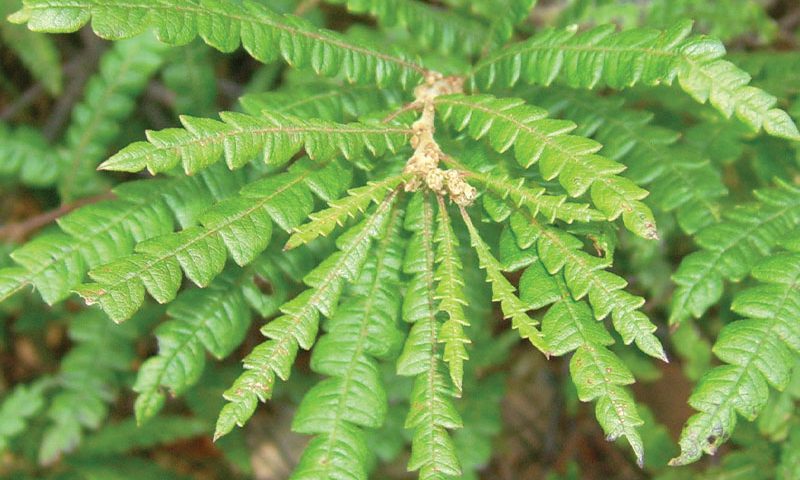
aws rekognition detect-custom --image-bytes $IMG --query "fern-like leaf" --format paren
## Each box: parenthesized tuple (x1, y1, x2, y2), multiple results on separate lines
(0, 379, 51, 452)
(57, 33, 168, 200)
(76, 159, 351, 322)
(479, 0, 537, 47)
(461, 208, 547, 353)
(286, 173, 408, 250)
(671, 251, 800, 465)
(0, 0, 61, 95)
(471, 21, 800, 139)
(528, 87, 727, 234)
(326, 0, 489, 56)
(99, 110, 410, 175)
(508, 210, 667, 361)
(520, 261, 645, 466)
(0, 123, 58, 187)
(434, 197, 470, 393)
(292, 204, 405, 480)
(397, 192, 462, 479)
(437, 94, 658, 239)
(215, 191, 398, 440)
(162, 42, 217, 117)
(78, 162, 350, 322)
(239, 81, 404, 122)
(444, 156, 604, 225)
(670, 181, 800, 325)
(133, 261, 285, 423)
(11, 0, 428, 87)
(40, 309, 149, 465)
(0, 169, 239, 305)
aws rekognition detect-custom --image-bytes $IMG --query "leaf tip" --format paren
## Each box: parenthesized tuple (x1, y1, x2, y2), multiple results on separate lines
(7, 9, 29, 25)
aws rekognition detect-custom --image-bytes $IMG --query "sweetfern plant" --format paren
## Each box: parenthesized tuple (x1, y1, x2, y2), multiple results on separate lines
(1, 0, 799, 478)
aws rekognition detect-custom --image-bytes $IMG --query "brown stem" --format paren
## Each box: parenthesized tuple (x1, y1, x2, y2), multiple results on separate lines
(293, 0, 320, 16)
(0, 192, 115, 243)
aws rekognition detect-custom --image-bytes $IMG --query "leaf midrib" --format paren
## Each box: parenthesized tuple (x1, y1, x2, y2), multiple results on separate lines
(25, 1, 428, 75)
(88, 168, 316, 300)
(104, 121, 411, 170)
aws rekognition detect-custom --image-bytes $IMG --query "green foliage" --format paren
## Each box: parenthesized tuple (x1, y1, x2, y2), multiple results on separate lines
(647, 0, 777, 43)
(437, 94, 658, 239)
(0, 379, 51, 451)
(464, 210, 546, 353)
(216, 191, 398, 441)
(286, 173, 408, 249)
(39, 309, 148, 465)
(293, 203, 405, 479)
(471, 21, 800, 140)
(3, 1, 800, 478)
(57, 34, 168, 200)
(670, 182, 800, 325)
(10, 0, 428, 87)
(99, 110, 409, 175)
(0, 166, 239, 306)
(671, 251, 800, 465)
(0, 123, 58, 187)
(327, 0, 489, 56)
(0, 0, 61, 95)
(133, 259, 286, 423)
(397, 193, 462, 479)
(161, 42, 217, 117)
(434, 197, 470, 392)
(75, 159, 349, 322)
(527, 87, 727, 234)
(517, 250, 645, 465)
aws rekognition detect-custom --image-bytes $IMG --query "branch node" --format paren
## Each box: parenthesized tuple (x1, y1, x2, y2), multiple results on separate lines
(403, 74, 475, 206)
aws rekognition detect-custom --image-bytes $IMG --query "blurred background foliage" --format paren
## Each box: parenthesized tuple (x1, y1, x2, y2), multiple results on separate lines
(1, 0, 798, 478)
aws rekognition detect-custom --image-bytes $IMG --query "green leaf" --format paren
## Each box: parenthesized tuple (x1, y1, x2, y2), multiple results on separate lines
(1, 166, 238, 307)
(240, 81, 404, 122)
(516, 256, 645, 465)
(77, 160, 350, 322)
(462, 209, 548, 353)
(670, 181, 800, 325)
(510, 211, 666, 361)
(452, 161, 605, 224)
(527, 87, 727, 234)
(671, 252, 800, 465)
(571, 345, 644, 466)
(291, 205, 404, 479)
(40, 309, 146, 465)
(327, 0, 490, 56)
(12, 0, 427, 87)
(437, 94, 658, 239)
(471, 21, 800, 139)
(434, 198, 470, 393)
(286, 173, 407, 250)
(162, 42, 217, 116)
(57, 33, 168, 200)
(0, 379, 51, 451)
(397, 193, 462, 479)
(100, 111, 410, 175)
(133, 269, 254, 424)
(456, 0, 537, 47)
(0, 123, 58, 187)
(0, 1, 62, 95)
(216, 191, 398, 440)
